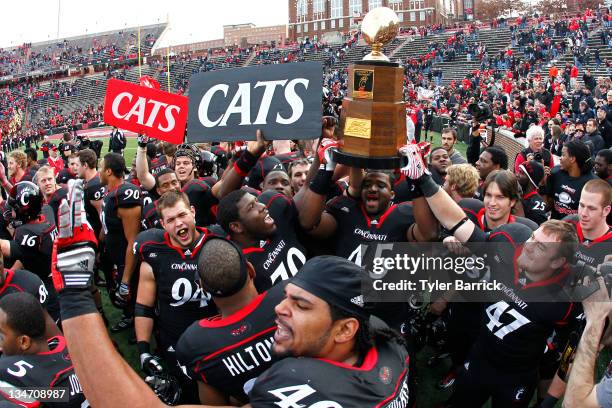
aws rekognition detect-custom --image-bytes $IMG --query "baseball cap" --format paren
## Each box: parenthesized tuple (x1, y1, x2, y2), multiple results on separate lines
(519, 160, 544, 189)
(51, 145, 58, 151)
(291, 256, 370, 319)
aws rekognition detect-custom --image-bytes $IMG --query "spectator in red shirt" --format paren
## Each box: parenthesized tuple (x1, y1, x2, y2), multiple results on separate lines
(47, 146, 64, 176)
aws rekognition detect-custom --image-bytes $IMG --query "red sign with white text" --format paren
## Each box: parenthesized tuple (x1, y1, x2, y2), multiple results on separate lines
(103, 78, 188, 144)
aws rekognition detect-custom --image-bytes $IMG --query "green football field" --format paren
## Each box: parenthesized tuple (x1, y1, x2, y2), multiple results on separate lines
(83, 132, 609, 407)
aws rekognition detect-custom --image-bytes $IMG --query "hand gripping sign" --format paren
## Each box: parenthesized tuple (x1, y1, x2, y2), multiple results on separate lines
(187, 62, 323, 142)
(103, 78, 188, 144)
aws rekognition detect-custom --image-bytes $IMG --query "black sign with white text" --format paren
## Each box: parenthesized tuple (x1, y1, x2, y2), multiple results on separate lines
(187, 62, 323, 142)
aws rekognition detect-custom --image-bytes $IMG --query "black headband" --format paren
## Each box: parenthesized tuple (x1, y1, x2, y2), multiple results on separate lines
(196, 236, 249, 298)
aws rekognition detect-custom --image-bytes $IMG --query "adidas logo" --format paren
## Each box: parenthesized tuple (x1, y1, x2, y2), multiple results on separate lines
(184, 249, 191, 256)
(149, 253, 157, 258)
(167, 345, 175, 352)
(350, 295, 364, 308)
(341, 207, 349, 213)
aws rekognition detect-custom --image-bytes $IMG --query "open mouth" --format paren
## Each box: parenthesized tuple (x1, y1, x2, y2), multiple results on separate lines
(274, 319, 292, 342)
(366, 193, 379, 206)
(177, 228, 188, 239)
(264, 213, 274, 226)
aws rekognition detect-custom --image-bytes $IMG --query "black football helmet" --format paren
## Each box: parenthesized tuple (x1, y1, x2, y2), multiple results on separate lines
(7, 181, 43, 225)
(198, 150, 218, 177)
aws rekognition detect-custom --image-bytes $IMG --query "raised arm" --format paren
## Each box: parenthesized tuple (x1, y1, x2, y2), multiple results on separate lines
(136, 135, 156, 191)
(212, 130, 269, 199)
(52, 180, 241, 408)
(399, 144, 475, 243)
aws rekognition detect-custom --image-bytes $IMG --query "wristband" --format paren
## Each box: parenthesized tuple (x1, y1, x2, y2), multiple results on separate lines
(539, 394, 558, 408)
(416, 173, 440, 198)
(404, 178, 424, 200)
(135, 303, 155, 318)
(235, 150, 258, 176)
(448, 216, 469, 234)
(59, 289, 98, 321)
(137, 341, 151, 355)
(309, 169, 334, 195)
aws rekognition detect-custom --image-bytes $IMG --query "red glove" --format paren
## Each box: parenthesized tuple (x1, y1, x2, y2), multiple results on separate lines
(317, 138, 341, 170)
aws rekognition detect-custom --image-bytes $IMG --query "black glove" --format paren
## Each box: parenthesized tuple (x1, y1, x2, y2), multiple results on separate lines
(137, 134, 150, 148)
(51, 180, 99, 321)
(112, 282, 131, 309)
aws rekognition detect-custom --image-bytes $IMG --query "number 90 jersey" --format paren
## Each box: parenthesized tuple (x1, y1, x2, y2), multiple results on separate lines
(134, 228, 217, 347)
(0, 336, 87, 408)
(241, 191, 307, 292)
(102, 182, 142, 261)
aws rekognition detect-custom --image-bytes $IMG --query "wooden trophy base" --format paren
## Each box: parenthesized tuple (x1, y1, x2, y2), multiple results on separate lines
(337, 61, 406, 169)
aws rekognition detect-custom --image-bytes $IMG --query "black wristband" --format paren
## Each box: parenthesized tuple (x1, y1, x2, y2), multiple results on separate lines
(309, 169, 334, 195)
(416, 173, 440, 198)
(539, 395, 558, 408)
(137, 341, 151, 355)
(135, 303, 155, 318)
(59, 290, 98, 321)
(235, 150, 259, 175)
(404, 178, 424, 200)
(448, 216, 469, 235)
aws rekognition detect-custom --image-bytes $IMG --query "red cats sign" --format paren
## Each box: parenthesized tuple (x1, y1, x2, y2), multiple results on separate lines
(103, 78, 188, 144)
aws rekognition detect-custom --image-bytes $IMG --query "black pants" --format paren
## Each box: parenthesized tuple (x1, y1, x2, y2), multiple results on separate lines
(447, 348, 537, 408)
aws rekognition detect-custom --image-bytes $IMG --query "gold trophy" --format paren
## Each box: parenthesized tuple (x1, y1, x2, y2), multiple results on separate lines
(334, 7, 406, 169)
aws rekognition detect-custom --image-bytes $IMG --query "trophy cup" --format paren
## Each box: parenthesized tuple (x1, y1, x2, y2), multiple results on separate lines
(334, 7, 406, 169)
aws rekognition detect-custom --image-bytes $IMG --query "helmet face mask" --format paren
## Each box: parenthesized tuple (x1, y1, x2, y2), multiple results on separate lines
(7, 182, 43, 224)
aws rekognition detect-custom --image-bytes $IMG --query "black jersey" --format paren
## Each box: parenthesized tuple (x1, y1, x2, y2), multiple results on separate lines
(564, 215, 612, 268)
(176, 282, 285, 403)
(521, 190, 548, 225)
(249, 335, 410, 407)
(141, 200, 161, 230)
(0, 202, 12, 240)
(459, 198, 539, 233)
(45, 188, 68, 226)
(546, 166, 597, 219)
(10, 215, 58, 283)
(424, 107, 437, 122)
(467, 229, 575, 371)
(102, 182, 142, 264)
(83, 174, 105, 237)
(241, 191, 307, 292)
(0, 269, 49, 308)
(135, 228, 216, 347)
(326, 195, 415, 266)
(182, 179, 218, 227)
(0, 336, 87, 408)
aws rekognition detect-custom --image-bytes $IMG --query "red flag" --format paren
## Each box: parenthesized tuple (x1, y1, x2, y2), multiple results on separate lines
(139, 75, 161, 90)
(549, 95, 561, 118)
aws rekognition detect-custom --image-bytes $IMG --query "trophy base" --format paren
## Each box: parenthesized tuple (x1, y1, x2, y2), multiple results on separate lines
(355, 60, 399, 67)
(333, 149, 402, 170)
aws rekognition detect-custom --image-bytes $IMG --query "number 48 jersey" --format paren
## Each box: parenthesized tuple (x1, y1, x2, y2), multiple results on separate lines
(134, 228, 217, 347)
(0, 336, 88, 407)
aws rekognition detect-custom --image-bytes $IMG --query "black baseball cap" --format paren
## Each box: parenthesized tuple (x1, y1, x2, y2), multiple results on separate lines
(291, 256, 370, 319)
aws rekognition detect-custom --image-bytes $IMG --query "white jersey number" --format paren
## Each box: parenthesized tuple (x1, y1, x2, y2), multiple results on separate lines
(268, 384, 342, 408)
(170, 278, 210, 307)
(485, 301, 531, 340)
(270, 247, 307, 285)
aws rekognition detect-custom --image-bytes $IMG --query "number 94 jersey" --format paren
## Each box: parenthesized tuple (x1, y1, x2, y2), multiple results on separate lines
(134, 228, 217, 347)
(0, 336, 87, 407)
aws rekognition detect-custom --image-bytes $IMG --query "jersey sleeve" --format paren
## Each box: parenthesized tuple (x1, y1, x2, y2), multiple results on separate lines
(259, 190, 297, 224)
(325, 195, 353, 220)
(85, 183, 106, 202)
(249, 358, 307, 403)
(16, 270, 49, 309)
(118, 185, 142, 208)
